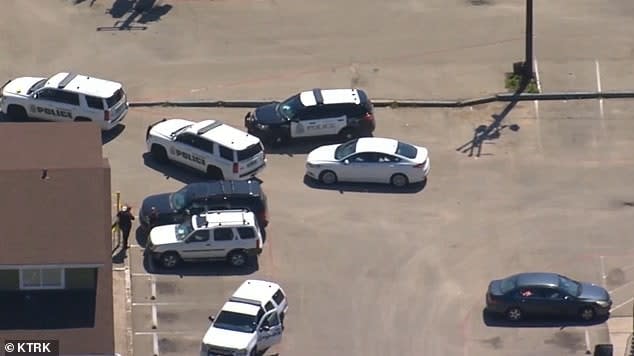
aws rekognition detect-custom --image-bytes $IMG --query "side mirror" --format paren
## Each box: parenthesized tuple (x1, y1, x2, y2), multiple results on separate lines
(563, 295, 570, 300)
(260, 325, 270, 332)
(208, 316, 215, 322)
(32, 93, 38, 99)
(343, 159, 350, 165)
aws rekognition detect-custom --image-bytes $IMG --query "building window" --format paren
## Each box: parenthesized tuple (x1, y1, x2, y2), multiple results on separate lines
(19, 268, 65, 290)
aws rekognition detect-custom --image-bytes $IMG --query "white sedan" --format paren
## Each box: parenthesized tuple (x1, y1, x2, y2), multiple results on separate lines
(305, 137, 430, 187)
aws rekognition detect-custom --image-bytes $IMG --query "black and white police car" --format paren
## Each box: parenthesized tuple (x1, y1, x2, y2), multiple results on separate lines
(244, 88, 376, 146)
(0, 72, 128, 130)
(146, 118, 266, 180)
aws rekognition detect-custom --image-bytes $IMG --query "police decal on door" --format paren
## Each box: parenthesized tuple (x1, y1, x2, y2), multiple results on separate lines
(175, 148, 205, 165)
(30, 105, 71, 118)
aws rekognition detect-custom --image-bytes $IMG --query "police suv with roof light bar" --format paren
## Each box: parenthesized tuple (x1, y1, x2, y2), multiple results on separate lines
(146, 118, 266, 180)
(201, 279, 288, 356)
(244, 88, 375, 146)
(0, 72, 128, 130)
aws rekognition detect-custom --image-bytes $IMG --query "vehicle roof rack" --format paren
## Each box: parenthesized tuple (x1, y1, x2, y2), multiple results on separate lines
(312, 88, 324, 105)
(58, 73, 78, 89)
(197, 121, 222, 135)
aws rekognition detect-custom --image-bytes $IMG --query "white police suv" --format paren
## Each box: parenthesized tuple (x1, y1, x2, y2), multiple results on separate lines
(146, 118, 266, 180)
(244, 88, 375, 146)
(201, 280, 288, 356)
(0, 72, 128, 130)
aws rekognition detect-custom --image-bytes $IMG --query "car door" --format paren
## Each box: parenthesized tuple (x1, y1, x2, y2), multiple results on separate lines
(181, 230, 212, 260)
(31, 88, 77, 122)
(84, 95, 106, 122)
(337, 152, 379, 182)
(514, 287, 545, 315)
(374, 153, 404, 183)
(211, 227, 237, 258)
(290, 106, 322, 138)
(171, 133, 207, 170)
(257, 309, 284, 351)
(542, 287, 577, 317)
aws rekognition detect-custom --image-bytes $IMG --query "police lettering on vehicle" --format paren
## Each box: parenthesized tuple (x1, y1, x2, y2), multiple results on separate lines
(175, 149, 206, 165)
(35, 106, 72, 118)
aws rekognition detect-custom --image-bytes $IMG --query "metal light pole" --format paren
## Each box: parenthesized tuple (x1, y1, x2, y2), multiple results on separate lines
(524, 0, 534, 79)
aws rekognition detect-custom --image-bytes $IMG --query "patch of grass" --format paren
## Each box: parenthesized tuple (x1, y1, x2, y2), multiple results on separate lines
(505, 73, 540, 93)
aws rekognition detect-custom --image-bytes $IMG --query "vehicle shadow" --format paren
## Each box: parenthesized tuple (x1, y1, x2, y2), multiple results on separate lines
(143, 253, 259, 277)
(303, 175, 426, 194)
(101, 0, 172, 31)
(102, 124, 125, 144)
(265, 136, 362, 157)
(482, 309, 609, 328)
(142, 152, 207, 184)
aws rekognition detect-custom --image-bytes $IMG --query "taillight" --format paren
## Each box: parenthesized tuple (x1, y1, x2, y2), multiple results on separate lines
(258, 211, 269, 227)
(414, 161, 426, 168)
(363, 112, 374, 121)
(233, 163, 239, 173)
(104, 110, 110, 121)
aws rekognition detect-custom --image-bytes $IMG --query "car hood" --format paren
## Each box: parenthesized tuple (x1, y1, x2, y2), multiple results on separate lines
(578, 283, 610, 301)
(202, 326, 255, 350)
(307, 144, 339, 164)
(253, 102, 285, 125)
(149, 225, 180, 245)
(140, 193, 174, 218)
(2, 77, 44, 96)
(149, 119, 193, 140)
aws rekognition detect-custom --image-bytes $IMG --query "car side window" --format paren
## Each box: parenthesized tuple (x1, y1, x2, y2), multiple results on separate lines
(297, 106, 321, 121)
(263, 311, 280, 327)
(36, 89, 62, 102)
(219, 146, 234, 161)
(85, 95, 104, 109)
(326, 104, 349, 118)
(272, 289, 285, 305)
(189, 230, 210, 242)
(175, 133, 195, 146)
(213, 228, 234, 241)
(265, 301, 275, 312)
(377, 154, 401, 163)
(349, 104, 367, 117)
(237, 227, 256, 239)
(57, 91, 80, 106)
(190, 136, 214, 153)
(349, 152, 378, 163)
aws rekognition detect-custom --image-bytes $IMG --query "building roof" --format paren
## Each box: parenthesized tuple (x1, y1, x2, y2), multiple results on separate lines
(0, 123, 111, 265)
(188, 120, 260, 150)
(45, 72, 122, 98)
(299, 88, 361, 106)
(230, 279, 281, 305)
(355, 137, 398, 154)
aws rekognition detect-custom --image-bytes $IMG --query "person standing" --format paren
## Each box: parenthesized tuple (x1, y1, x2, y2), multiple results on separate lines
(114, 205, 135, 248)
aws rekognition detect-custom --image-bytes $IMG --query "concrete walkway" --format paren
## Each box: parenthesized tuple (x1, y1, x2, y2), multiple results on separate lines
(609, 317, 633, 356)
(113, 251, 133, 356)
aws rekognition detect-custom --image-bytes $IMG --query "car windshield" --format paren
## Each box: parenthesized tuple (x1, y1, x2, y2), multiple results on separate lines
(276, 94, 304, 120)
(500, 276, 517, 294)
(27, 78, 48, 95)
(334, 139, 358, 160)
(169, 187, 191, 210)
(213, 311, 258, 333)
(395, 141, 418, 159)
(174, 220, 194, 240)
(171, 124, 193, 137)
(558, 275, 581, 296)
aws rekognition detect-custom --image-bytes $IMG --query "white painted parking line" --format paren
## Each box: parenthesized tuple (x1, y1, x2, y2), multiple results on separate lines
(600, 255, 607, 288)
(595, 59, 606, 134)
(131, 272, 153, 277)
(533, 58, 543, 152)
(153, 332, 159, 356)
(584, 329, 592, 354)
(151, 275, 157, 300)
(611, 297, 634, 313)
(533, 58, 542, 93)
(135, 331, 191, 335)
(152, 305, 158, 329)
(132, 302, 199, 306)
(609, 280, 634, 295)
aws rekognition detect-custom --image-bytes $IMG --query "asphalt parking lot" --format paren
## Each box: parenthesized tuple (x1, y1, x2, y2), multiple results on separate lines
(99, 95, 634, 355)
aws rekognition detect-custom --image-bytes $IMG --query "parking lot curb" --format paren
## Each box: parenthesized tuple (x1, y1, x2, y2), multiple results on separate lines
(128, 91, 634, 109)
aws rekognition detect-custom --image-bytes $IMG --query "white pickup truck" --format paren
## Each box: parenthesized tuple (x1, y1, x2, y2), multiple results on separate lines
(201, 280, 288, 356)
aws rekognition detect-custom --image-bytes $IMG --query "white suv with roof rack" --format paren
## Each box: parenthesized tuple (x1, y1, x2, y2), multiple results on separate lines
(146, 209, 264, 268)
(0, 72, 128, 130)
(146, 118, 266, 180)
(201, 280, 288, 356)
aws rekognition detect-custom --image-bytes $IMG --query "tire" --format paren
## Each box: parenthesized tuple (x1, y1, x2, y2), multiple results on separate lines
(227, 250, 248, 267)
(505, 307, 522, 321)
(338, 128, 357, 141)
(319, 170, 337, 185)
(74, 117, 91, 122)
(390, 173, 409, 187)
(579, 306, 596, 321)
(150, 145, 169, 164)
(7, 105, 27, 121)
(160, 252, 181, 269)
(206, 166, 224, 180)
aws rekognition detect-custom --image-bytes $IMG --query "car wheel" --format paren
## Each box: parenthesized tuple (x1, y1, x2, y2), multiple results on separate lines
(160, 252, 181, 269)
(579, 306, 596, 321)
(390, 173, 409, 187)
(505, 307, 522, 321)
(227, 250, 248, 267)
(338, 128, 357, 141)
(319, 170, 337, 185)
(206, 166, 224, 180)
(7, 105, 27, 121)
(150, 145, 169, 164)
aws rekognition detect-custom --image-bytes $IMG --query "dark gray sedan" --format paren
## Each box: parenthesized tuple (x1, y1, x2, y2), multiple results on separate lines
(485, 272, 612, 321)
